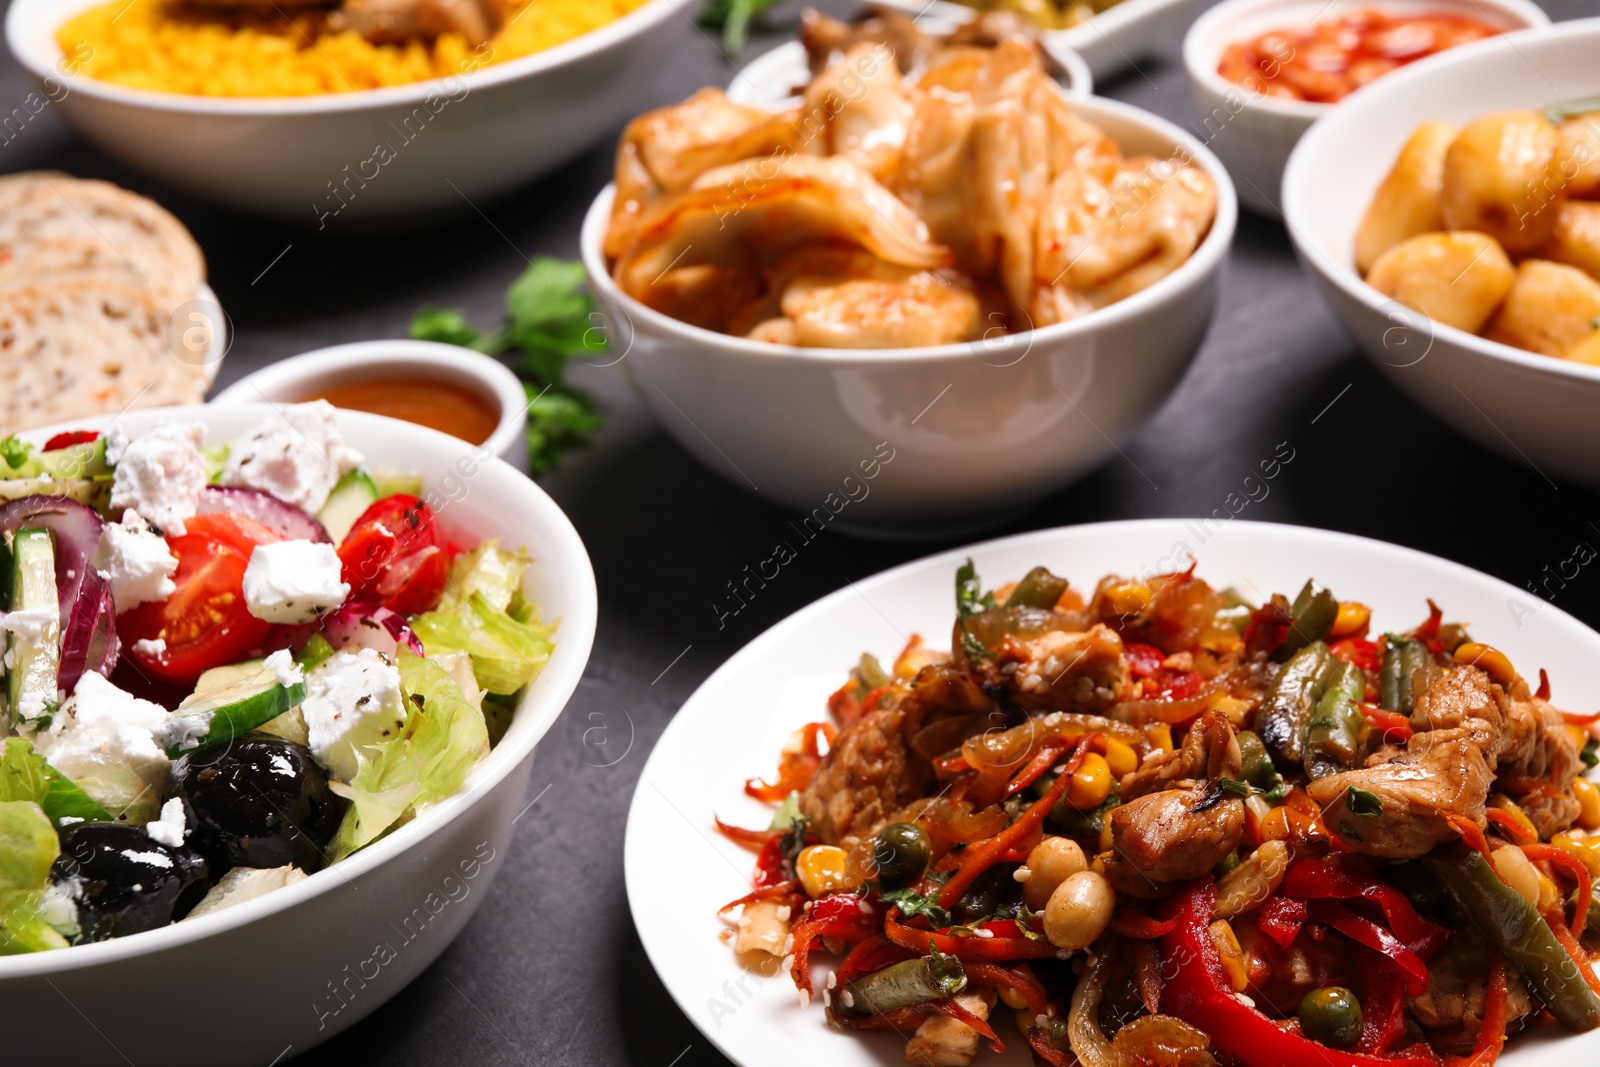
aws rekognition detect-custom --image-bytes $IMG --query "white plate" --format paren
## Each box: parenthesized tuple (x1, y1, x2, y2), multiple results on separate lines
(624, 518, 1600, 1067)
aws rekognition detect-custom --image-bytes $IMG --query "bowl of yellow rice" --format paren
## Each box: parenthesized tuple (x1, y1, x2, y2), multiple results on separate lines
(4, 0, 682, 220)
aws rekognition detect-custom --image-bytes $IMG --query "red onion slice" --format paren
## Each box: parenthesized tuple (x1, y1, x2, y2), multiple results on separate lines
(321, 598, 424, 657)
(197, 486, 330, 543)
(0, 494, 113, 694)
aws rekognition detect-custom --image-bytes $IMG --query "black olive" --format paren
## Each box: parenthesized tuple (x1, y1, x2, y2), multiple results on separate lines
(953, 862, 1022, 924)
(872, 822, 932, 889)
(52, 823, 209, 942)
(173, 735, 347, 874)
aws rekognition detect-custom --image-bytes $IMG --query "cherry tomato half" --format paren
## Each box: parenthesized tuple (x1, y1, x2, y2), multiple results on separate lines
(119, 512, 282, 685)
(43, 430, 101, 451)
(336, 495, 447, 616)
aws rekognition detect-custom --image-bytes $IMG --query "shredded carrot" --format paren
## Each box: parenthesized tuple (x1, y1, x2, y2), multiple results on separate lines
(937, 737, 1090, 910)
(1462, 951, 1508, 1066)
(1525, 842, 1593, 939)
(714, 816, 774, 850)
(1545, 906, 1600, 1000)
(966, 962, 1051, 1018)
(1537, 668, 1551, 702)
(1563, 709, 1600, 727)
(1001, 738, 1075, 801)
(1448, 814, 1495, 863)
(745, 722, 836, 801)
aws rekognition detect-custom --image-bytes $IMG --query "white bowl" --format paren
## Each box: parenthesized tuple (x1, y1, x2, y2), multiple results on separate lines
(729, 24, 1092, 108)
(1283, 19, 1600, 490)
(580, 99, 1237, 539)
(210, 340, 529, 470)
(5, 0, 683, 220)
(626, 517, 1600, 1067)
(1183, 0, 1547, 215)
(0, 404, 597, 1067)
(872, 0, 1193, 83)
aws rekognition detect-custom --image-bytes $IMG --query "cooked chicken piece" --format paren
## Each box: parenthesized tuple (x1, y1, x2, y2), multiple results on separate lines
(333, 0, 506, 45)
(905, 991, 993, 1067)
(613, 155, 948, 327)
(803, 43, 915, 181)
(607, 89, 811, 260)
(733, 898, 790, 957)
(960, 622, 1126, 714)
(1308, 665, 1581, 856)
(799, 5, 937, 76)
(1409, 930, 1536, 1046)
(1121, 711, 1240, 801)
(800, 664, 994, 853)
(1103, 784, 1245, 899)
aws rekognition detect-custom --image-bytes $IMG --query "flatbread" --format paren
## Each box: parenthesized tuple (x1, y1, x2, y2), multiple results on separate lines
(0, 280, 208, 436)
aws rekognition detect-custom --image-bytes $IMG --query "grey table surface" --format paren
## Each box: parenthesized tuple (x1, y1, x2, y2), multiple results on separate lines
(3, 0, 1596, 1063)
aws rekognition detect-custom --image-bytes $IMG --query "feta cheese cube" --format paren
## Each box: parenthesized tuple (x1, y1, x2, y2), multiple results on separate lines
(242, 540, 349, 624)
(34, 672, 171, 815)
(145, 797, 187, 847)
(94, 509, 180, 610)
(132, 637, 167, 658)
(221, 401, 364, 514)
(109, 421, 207, 535)
(300, 648, 404, 782)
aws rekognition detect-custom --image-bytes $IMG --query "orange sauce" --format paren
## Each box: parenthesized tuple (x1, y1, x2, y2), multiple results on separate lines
(1218, 9, 1500, 104)
(304, 377, 501, 445)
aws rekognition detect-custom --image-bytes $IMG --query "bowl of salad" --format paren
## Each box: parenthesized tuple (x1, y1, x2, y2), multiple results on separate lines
(0, 403, 596, 1066)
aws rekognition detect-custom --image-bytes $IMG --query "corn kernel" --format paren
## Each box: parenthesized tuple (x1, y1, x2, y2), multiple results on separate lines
(1146, 723, 1174, 754)
(997, 985, 1029, 1010)
(1329, 601, 1372, 638)
(1210, 919, 1249, 992)
(1552, 832, 1600, 877)
(1103, 737, 1139, 778)
(1105, 583, 1152, 615)
(1537, 873, 1562, 916)
(1208, 694, 1252, 727)
(1575, 777, 1600, 831)
(1454, 642, 1517, 687)
(795, 845, 850, 899)
(1066, 752, 1112, 809)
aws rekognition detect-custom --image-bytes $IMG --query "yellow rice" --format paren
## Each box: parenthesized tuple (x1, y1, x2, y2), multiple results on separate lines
(58, 0, 652, 97)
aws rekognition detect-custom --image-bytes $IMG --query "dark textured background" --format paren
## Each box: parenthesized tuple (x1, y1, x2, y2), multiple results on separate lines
(1, 0, 1594, 1062)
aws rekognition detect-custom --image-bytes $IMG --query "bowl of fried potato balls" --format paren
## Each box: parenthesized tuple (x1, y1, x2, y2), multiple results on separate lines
(1284, 18, 1600, 489)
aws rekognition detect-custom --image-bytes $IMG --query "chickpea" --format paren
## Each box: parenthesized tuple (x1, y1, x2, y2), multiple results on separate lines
(1043, 870, 1113, 951)
(1490, 844, 1541, 907)
(1441, 110, 1566, 256)
(1023, 835, 1087, 911)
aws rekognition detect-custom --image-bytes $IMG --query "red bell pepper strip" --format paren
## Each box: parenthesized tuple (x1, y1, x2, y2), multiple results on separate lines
(1355, 954, 1407, 1054)
(937, 738, 1088, 910)
(42, 430, 100, 451)
(1026, 1027, 1075, 1067)
(1125, 642, 1165, 679)
(1280, 859, 1449, 959)
(965, 962, 1050, 1018)
(1111, 906, 1177, 940)
(752, 833, 791, 888)
(1309, 900, 1430, 997)
(835, 937, 913, 985)
(1463, 951, 1508, 1066)
(790, 893, 883, 995)
(1359, 703, 1414, 743)
(884, 908, 1060, 962)
(745, 722, 836, 801)
(1447, 813, 1495, 864)
(1333, 638, 1382, 674)
(1162, 879, 1442, 1067)
(1524, 842, 1593, 939)
(930, 997, 1002, 1052)
(1146, 667, 1202, 700)
(1409, 600, 1444, 653)
(1257, 896, 1307, 950)
(713, 816, 774, 850)
(718, 880, 800, 916)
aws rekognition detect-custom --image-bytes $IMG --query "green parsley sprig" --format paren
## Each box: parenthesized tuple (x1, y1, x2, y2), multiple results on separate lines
(700, 0, 782, 55)
(410, 257, 605, 473)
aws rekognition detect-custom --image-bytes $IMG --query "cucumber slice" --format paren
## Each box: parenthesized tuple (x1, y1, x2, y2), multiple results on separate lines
(317, 469, 379, 543)
(6, 528, 61, 733)
(370, 467, 423, 500)
(35, 438, 109, 480)
(201, 444, 230, 484)
(0, 477, 112, 512)
(155, 658, 306, 758)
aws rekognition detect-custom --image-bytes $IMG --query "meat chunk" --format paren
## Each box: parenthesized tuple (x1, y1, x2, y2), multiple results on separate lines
(1409, 930, 1536, 1050)
(800, 664, 994, 852)
(334, 0, 507, 45)
(1121, 711, 1240, 800)
(1498, 688, 1584, 838)
(1103, 786, 1244, 899)
(904, 991, 992, 1066)
(1000, 623, 1127, 713)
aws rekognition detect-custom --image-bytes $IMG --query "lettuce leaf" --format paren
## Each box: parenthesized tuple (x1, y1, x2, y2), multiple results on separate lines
(0, 800, 67, 954)
(0, 738, 110, 829)
(411, 543, 554, 695)
(327, 650, 490, 860)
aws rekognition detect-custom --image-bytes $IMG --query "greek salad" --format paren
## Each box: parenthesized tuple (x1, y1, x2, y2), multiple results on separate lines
(0, 404, 554, 953)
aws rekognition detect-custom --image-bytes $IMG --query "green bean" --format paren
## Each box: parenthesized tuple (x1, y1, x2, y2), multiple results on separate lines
(1379, 637, 1430, 715)
(1004, 566, 1070, 610)
(1236, 730, 1271, 786)
(839, 954, 967, 1016)
(1259, 642, 1331, 766)
(1306, 658, 1365, 779)
(1424, 845, 1600, 1032)
(1274, 580, 1339, 663)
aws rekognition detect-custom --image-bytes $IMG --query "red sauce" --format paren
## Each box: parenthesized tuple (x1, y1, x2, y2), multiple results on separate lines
(303, 377, 501, 445)
(1217, 9, 1500, 104)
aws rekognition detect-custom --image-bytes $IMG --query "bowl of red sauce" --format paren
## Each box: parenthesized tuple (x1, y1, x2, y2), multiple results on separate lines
(1183, 0, 1547, 214)
(208, 340, 529, 469)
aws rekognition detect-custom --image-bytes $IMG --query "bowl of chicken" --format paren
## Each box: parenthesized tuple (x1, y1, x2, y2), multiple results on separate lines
(5, 0, 683, 220)
(581, 28, 1237, 538)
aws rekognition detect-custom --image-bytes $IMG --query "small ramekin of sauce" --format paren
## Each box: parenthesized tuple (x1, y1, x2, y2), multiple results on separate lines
(209, 341, 530, 469)
(1182, 0, 1548, 214)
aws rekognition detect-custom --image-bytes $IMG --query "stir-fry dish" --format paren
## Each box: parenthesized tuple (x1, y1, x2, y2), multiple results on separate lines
(1358, 104, 1600, 366)
(947, 0, 1129, 32)
(718, 561, 1600, 1066)
(605, 8, 1216, 348)
(1217, 9, 1499, 105)
(0, 405, 553, 952)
